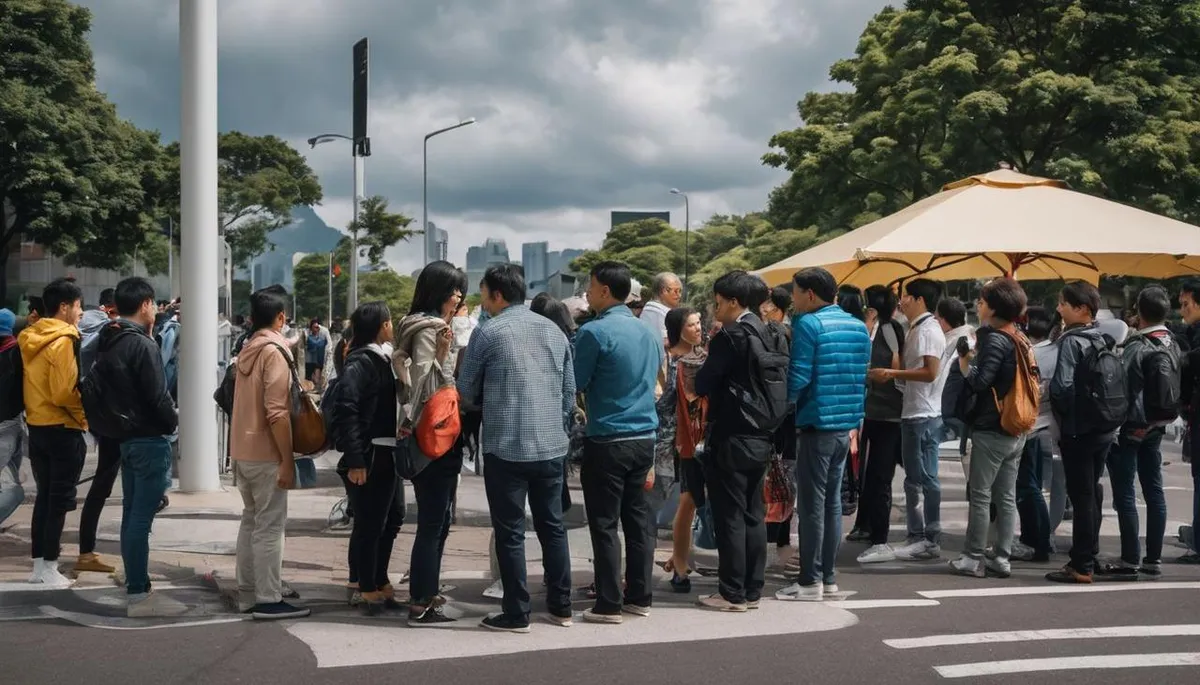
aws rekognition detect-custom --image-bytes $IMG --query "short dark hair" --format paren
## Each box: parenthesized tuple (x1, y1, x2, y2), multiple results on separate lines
(27, 296, 44, 316)
(791, 267, 838, 303)
(481, 264, 526, 305)
(714, 271, 770, 311)
(114, 277, 156, 317)
(936, 297, 967, 329)
(249, 285, 288, 331)
(531, 296, 574, 338)
(665, 306, 698, 347)
(410, 260, 468, 316)
(591, 261, 632, 302)
(1026, 305, 1053, 340)
(99, 288, 115, 307)
(1060, 281, 1101, 317)
(770, 286, 791, 314)
(980, 278, 1027, 322)
(42, 278, 82, 317)
(1180, 279, 1200, 306)
(904, 278, 943, 312)
(349, 301, 391, 349)
(837, 288, 865, 322)
(865, 285, 898, 323)
(1136, 285, 1171, 325)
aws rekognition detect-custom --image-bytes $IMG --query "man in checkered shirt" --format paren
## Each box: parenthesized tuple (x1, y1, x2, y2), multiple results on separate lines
(457, 264, 576, 633)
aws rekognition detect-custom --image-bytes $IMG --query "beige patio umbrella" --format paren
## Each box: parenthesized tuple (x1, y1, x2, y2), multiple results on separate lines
(754, 167, 1200, 288)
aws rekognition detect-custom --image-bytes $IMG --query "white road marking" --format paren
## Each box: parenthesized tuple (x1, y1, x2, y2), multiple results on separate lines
(934, 652, 1200, 678)
(886, 624, 1200, 649)
(918, 581, 1200, 599)
(40, 606, 249, 631)
(841, 599, 940, 610)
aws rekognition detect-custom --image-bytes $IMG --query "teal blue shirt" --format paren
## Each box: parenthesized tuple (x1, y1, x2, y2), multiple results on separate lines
(574, 305, 662, 438)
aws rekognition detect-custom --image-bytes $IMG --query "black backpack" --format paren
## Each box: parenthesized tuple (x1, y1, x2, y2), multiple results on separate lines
(320, 375, 344, 451)
(214, 360, 236, 416)
(1074, 333, 1128, 434)
(728, 319, 792, 435)
(79, 331, 140, 439)
(1141, 333, 1181, 424)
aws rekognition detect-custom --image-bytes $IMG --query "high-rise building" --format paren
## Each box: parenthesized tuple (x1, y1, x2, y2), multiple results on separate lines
(465, 238, 511, 294)
(522, 241, 549, 288)
(427, 222, 450, 263)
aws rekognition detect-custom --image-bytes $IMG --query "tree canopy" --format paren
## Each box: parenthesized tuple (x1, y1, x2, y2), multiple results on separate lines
(348, 195, 415, 266)
(763, 0, 1200, 234)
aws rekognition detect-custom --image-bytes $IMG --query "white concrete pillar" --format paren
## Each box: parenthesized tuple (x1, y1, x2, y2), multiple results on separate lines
(177, 0, 221, 492)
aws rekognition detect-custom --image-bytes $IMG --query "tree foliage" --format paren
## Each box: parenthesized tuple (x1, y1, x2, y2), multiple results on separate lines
(0, 0, 170, 302)
(349, 195, 415, 267)
(293, 239, 352, 322)
(763, 0, 1200, 233)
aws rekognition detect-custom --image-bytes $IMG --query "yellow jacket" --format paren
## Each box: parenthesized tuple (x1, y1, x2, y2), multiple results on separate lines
(19, 318, 87, 431)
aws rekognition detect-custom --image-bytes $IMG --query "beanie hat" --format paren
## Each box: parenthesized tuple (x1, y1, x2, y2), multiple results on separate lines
(0, 309, 15, 337)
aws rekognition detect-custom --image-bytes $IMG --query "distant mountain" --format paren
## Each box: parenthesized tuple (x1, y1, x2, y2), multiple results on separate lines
(236, 205, 344, 290)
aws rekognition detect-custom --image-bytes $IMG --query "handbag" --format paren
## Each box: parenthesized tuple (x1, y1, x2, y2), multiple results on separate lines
(268, 343, 327, 456)
(763, 454, 796, 523)
(395, 433, 432, 481)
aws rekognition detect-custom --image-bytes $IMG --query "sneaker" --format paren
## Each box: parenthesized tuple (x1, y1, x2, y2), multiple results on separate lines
(74, 553, 116, 574)
(127, 591, 189, 618)
(697, 594, 749, 612)
(948, 555, 985, 578)
(480, 613, 530, 633)
(582, 609, 623, 624)
(745, 598, 761, 610)
(984, 557, 1012, 579)
(482, 579, 504, 599)
(895, 540, 941, 561)
(1095, 562, 1139, 581)
(669, 573, 691, 593)
(823, 583, 839, 594)
(857, 544, 896, 564)
(1010, 542, 1036, 562)
(1045, 565, 1093, 584)
(1139, 560, 1163, 579)
(28, 558, 45, 584)
(408, 604, 456, 626)
(545, 609, 574, 627)
(37, 563, 74, 589)
(1178, 552, 1200, 565)
(250, 601, 311, 620)
(845, 528, 871, 543)
(622, 603, 651, 617)
(775, 582, 823, 602)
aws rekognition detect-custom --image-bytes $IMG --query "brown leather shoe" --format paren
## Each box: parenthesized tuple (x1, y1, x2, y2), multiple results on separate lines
(1045, 565, 1093, 584)
(75, 553, 116, 574)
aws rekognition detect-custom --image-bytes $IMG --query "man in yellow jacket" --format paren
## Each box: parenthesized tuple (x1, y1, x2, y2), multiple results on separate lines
(19, 278, 87, 587)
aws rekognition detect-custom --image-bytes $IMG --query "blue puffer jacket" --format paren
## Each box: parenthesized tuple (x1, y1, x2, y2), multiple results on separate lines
(789, 304, 871, 431)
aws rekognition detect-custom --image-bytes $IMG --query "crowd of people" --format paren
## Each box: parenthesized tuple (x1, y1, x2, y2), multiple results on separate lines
(1, 260, 1198, 631)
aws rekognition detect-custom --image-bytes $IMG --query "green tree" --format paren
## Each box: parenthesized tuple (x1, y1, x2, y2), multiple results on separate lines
(763, 0, 1200, 233)
(348, 195, 415, 266)
(0, 0, 170, 302)
(293, 239, 351, 321)
(161, 131, 323, 268)
(359, 269, 416, 320)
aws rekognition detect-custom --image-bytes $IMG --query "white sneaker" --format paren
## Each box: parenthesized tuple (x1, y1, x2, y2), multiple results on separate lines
(482, 579, 504, 599)
(38, 563, 73, 589)
(857, 544, 896, 564)
(948, 555, 985, 578)
(824, 583, 840, 594)
(895, 540, 941, 561)
(127, 591, 190, 618)
(775, 582, 823, 602)
(1011, 542, 1036, 561)
(28, 558, 46, 584)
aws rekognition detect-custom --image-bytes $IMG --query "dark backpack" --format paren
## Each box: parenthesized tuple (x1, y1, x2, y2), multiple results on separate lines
(78, 335, 100, 381)
(1074, 334, 1128, 434)
(728, 319, 792, 435)
(320, 375, 344, 450)
(214, 360, 236, 416)
(79, 331, 140, 439)
(1141, 333, 1182, 424)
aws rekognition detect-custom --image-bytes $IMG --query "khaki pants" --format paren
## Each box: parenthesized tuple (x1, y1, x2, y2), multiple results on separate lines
(235, 460, 288, 607)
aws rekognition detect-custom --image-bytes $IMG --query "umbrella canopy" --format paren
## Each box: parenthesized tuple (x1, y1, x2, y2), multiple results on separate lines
(754, 168, 1200, 287)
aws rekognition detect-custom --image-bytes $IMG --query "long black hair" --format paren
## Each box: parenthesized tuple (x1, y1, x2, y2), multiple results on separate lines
(532, 294, 574, 339)
(410, 260, 467, 317)
(349, 301, 391, 349)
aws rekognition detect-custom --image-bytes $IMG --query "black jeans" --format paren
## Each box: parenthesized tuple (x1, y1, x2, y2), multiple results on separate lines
(580, 437, 655, 614)
(1061, 433, 1111, 575)
(342, 447, 404, 593)
(484, 454, 572, 620)
(855, 419, 902, 545)
(79, 434, 121, 555)
(28, 426, 87, 562)
(1017, 429, 1052, 556)
(702, 437, 769, 604)
(409, 448, 462, 604)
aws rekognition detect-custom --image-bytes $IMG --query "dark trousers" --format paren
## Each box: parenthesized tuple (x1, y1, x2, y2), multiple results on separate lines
(766, 514, 793, 547)
(342, 447, 404, 593)
(28, 426, 87, 562)
(703, 441, 769, 604)
(580, 437, 654, 614)
(79, 434, 121, 555)
(409, 450, 462, 603)
(484, 454, 572, 620)
(855, 419, 902, 545)
(1017, 429, 1052, 556)
(1107, 428, 1167, 565)
(1061, 433, 1111, 575)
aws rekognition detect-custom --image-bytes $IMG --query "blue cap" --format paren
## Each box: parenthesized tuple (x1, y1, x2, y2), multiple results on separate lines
(0, 309, 14, 337)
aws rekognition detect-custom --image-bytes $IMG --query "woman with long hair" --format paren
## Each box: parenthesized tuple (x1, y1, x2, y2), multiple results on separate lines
(395, 260, 466, 625)
(333, 301, 402, 615)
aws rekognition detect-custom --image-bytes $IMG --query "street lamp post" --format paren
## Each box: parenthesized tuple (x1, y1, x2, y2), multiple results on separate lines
(423, 118, 477, 266)
(670, 188, 690, 299)
(307, 133, 364, 312)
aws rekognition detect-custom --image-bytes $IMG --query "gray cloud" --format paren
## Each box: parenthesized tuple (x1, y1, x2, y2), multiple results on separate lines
(78, 0, 889, 270)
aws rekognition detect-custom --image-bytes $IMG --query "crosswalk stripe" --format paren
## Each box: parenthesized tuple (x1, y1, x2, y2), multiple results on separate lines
(917, 581, 1200, 599)
(885, 624, 1200, 649)
(841, 599, 940, 609)
(934, 652, 1200, 678)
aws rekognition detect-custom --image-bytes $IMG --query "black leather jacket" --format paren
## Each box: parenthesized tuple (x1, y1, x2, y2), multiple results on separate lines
(334, 347, 397, 470)
(93, 319, 178, 438)
(961, 326, 1017, 435)
(1050, 323, 1108, 438)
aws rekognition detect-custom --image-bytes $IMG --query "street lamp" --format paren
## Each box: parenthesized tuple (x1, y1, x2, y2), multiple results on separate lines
(423, 118, 477, 266)
(670, 188, 690, 299)
(308, 132, 365, 312)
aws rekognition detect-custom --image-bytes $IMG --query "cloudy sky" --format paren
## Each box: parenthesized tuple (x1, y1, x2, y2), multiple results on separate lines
(79, 0, 889, 273)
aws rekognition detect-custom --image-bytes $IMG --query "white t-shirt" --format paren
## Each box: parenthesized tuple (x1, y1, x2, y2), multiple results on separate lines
(901, 312, 947, 419)
(640, 300, 670, 343)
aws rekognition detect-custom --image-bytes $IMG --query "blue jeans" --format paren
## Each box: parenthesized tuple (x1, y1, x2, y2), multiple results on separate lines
(0, 418, 25, 528)
(120, 436, 172, 595)
(901, 417, 943, 544)
(1017, 429, 1052, 556)
(1107, 429, 1167, 564)
(796, 429, 849, 587)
